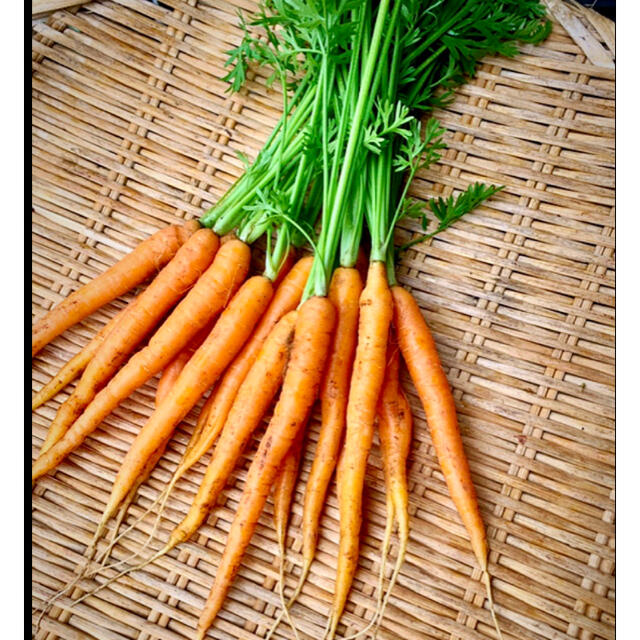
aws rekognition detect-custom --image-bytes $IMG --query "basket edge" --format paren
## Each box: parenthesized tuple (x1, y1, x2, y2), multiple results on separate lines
(544, 0, 615, 68)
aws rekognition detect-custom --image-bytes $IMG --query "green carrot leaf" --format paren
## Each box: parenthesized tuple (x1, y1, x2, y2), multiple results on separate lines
(398, 182, 504, 253)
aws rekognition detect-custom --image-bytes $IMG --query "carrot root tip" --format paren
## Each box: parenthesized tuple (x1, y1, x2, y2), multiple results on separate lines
(323, 612, 339, 640)
(34, 548, 96, 632)
(482, 570, 504, 640)
(274, 537, 300, 640)
(265, 557, 311, 640)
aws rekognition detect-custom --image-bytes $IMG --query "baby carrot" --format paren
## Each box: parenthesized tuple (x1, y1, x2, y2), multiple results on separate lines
(32, 220, 200, 356)
(374, 329, 412, 632)
(272, 426, 306, 640)
(32, 228, 219, 480)
(267, 265, 361, 636)
(33, 304, 129, 414)
(326, 261, 392, 640)
(391, 285, 502, 638)
(196, 295, 335, 639)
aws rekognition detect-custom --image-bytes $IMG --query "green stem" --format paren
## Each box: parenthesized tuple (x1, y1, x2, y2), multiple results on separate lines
(211, 131, 308, 235)
(304, 0, 398, 300)
(386, 247, 398, 286)
(200, 85, 315, 229)
(405, 44, 448, 106)
(382, 162, 420, 254)
(404, 1, 466, 66)
(264, 228, 290, 282)
(339, 167, 367, 269)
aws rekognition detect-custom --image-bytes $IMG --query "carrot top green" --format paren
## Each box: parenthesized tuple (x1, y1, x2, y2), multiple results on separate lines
(205, 0, 549, 293)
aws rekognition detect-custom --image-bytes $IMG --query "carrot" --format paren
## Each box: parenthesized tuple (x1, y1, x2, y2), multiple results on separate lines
(323, 333, 410, 640)
(73, 309, 299, 604)
(94, 274, 273, 539)
(303, 267, 362, 569)
(33, 304, 128, 414)
(90, 258, 311, 574)
(268, 265, 362, 638)
(373, 329, 412, 633)
(144, 255, 313, 527)
(196, 295, 335, 639)
(32, 228, 219, 480)
(391, 285, 502, 639)
(325, 261, 392, 640)
(32, 219, 200, 356)
(272, 425, 305, 640)
(155, 322, 214, 405)
(273, 427, 304, 558)
(162, 310, 298, 553)
(175, 255, 313, 476)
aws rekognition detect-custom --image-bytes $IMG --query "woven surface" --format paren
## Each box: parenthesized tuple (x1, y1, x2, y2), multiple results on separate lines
(31, 2, 615, 639)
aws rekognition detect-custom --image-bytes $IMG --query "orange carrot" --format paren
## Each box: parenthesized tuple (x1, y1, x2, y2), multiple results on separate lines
(326, 261, 392, 640)
(33, 305, 129, 414)
(32, 220, 200, 356)
(272, 425, 306, 640)
(273, 427, 304, 552)
(196, 295, 336, 639)
(80, 310, 299, 600)
(63, 273, 220, 587)
(164, 310, 298, 553)
(391, 286, 484, 565)
(378, 332, 411, 543)
(374, 330, 412, 632)
(168, 255, 313, 482)
(391, 285, 502, 638)
(303, 267, 362, 571)
(95, 274, 273, 534)
(378, 334, 411, 552)
(32, 228, 219, 479)
(267, 266, 363, 640)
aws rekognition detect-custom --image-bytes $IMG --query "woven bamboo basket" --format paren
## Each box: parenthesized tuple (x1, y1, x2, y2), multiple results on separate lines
(31, 1, 615, 639)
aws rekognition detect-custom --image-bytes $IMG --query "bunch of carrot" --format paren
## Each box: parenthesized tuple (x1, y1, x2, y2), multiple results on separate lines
(32, 1, 552, 638)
